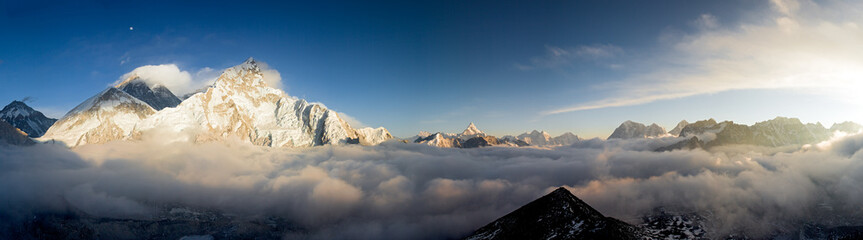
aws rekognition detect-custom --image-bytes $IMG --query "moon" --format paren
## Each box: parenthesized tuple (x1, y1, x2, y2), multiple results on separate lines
(129, 27, 134, 31)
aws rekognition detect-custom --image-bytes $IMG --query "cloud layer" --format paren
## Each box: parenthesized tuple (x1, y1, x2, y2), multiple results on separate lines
(3, 132, 863, 239)
(546, 0, 863, 114)
(114, 61, 283, 96)
(517, 44, 623, 70)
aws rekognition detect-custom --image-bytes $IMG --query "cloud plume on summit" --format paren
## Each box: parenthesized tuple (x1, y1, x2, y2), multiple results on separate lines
(114, 61, 282, 96)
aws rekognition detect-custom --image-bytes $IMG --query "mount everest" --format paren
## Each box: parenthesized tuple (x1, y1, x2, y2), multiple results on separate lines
(40, 58, 393, 147)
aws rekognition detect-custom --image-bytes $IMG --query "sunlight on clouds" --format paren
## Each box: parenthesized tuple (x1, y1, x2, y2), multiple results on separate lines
(114, 61, 283, 96)
(6, 133, 863, 238)
(546, 0, 863, 115)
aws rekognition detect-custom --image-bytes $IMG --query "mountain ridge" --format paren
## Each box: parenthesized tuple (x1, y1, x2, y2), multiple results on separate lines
(0, 101, 57, 138)
(41, 58, 392, 147)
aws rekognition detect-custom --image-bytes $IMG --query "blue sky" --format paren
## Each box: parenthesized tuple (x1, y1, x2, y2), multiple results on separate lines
(2, 0, 862, 138)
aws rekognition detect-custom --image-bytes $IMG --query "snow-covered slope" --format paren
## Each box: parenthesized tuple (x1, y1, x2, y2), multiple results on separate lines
(115, 75, 182, 110)
(133, 58, 390, 147)
(553, 132, 580, 146)
(515, 130, 580, 146)
(415, 132, 461, 148)
(608, 120, 667, 139)
(353, 127, 394, 145)
(0, 101, 57, 137)
(41, 88, 156, 147)
(517, 130, 553, 146)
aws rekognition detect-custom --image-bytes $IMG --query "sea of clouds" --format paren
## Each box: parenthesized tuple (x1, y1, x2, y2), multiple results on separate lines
(2, 132, 863, 239)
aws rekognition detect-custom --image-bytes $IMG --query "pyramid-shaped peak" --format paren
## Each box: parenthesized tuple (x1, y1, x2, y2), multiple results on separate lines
(3, 100, 33, 111)
(2, 101, 36, 118)
(548, 187, 572, 197)
(237, 57, 260, 70)
(214, 58, 270, 89)
(463, 186, 642, 240)
(114, 73, 141, 88)
(462, 122, 484, 136)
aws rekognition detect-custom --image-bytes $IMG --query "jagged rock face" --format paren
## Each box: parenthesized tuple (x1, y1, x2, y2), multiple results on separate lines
(679, 119, 720, 138)
(668, 120, 689, 137)
(134, 58, 390, 147)
(608, 121, 667, 139)
(116, 76, 182, 110)
(0, 101, 57, 137)
(462, 136, 500, 148)
(752, 117, 830, 147)
(830, 121, 863, 134)
(0, 120, 35, 145)
(678, 117, 857, 148)
(415, 132, 461, 148)
(680, 119, 772, 147)
(42, 88, 156, 147)
(464, 187, 644, 240)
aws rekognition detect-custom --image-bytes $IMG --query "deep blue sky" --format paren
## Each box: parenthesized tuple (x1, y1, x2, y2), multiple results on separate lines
(2, 0, 860, 138)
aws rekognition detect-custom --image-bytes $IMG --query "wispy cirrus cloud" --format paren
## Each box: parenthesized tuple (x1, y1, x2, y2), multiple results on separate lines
(544, 0, 863, 115)
(516, 44, 623, 70)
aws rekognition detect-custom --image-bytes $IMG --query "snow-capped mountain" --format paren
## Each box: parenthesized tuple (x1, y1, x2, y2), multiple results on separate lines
(415, 132, 461, 148)
(41, 58, 392, 147)
(461, 122, 485, 138)
(134, 58, 391, 147)
(515, 130, 553, 146)
(0, 119, 35, 146)
(608, 120, 667, 139)
(463, 187, 645, 240)
(414, 123, 520, 148)
(512, 130, 580, 146)
(41, 88, 156, 147)
(553, 132, 581, 146)
(668, 120, 689, 137)
(115, 75, 182, 110)
(0, 101, 57, 137)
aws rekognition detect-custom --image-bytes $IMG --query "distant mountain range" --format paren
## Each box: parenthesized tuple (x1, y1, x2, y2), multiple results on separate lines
(411, 123, 581, 148)
(2, 58, 861, 150)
